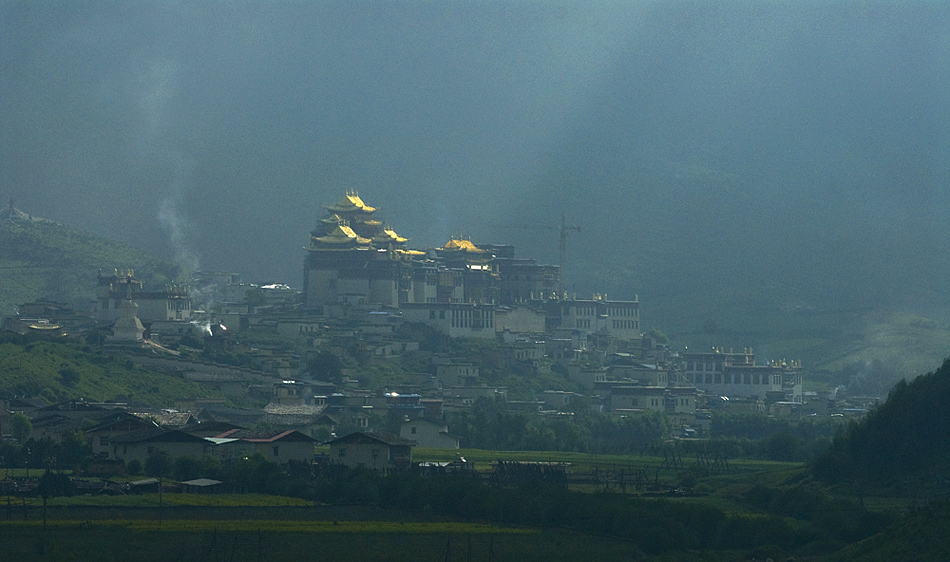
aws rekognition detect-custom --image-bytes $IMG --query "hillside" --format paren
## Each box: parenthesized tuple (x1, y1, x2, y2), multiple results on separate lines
(813, 357, 950, 490)
(829, 498, 950, 562)
(0, 204, 188, 316)
(554, 159, 950, 386)
(0, 333, 217, 407)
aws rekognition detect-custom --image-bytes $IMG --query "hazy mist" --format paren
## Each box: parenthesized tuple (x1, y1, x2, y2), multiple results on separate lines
(4, 2, 950, 335)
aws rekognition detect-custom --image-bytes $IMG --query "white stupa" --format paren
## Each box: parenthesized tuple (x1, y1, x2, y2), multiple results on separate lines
(111, 295, 145, 341)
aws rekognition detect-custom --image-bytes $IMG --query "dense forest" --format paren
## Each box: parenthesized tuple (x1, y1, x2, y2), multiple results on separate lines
(814, 358, 950, 492)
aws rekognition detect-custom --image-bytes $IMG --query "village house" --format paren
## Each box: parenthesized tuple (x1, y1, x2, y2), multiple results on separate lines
(400, 418, 459, 449)
(206, 429, 316, 464)
(108, 428, 212, 465)
(325, 431, 416, 470)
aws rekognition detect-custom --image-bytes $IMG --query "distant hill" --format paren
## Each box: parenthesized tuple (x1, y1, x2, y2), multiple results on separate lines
(813, 357, 950, 489)
(509, 156, 950, 385)
(0, 332, 216, 406)
(0, 203, 189, 316)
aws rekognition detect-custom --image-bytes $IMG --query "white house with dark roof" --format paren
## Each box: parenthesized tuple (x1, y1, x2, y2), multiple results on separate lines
(207, 429, 316, 464)
(325, 431, 415, 470)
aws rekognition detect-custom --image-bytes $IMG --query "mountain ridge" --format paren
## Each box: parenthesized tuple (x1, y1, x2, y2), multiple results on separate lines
(0, 203, 189, 316)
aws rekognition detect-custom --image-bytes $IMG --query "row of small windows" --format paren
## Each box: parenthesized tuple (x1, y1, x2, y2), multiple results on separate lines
(612, 320, 638, 330)
(575, 319, 591, 329)
(687, 362, 724, 372)
(565, 306, 596, 317)
(565, 306, 636, 317)
(692, 373, 779, 385)
(626, 397, 691, 408)
(451, 309, 494, 329)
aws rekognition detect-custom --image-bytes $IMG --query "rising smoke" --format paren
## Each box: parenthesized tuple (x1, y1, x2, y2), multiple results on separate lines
(136, 57, 200, 272)
(157, 156, 200, 272)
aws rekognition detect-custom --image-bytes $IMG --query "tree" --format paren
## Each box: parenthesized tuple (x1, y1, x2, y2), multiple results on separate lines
(173, 455, 203, 481)
(307, 351, 344, 383)
(10, 412, 31, 444)
(145, 450, 172, 478)
(646, 328, 669, 346)
(59, 430, 93, 470)
(37, 470, 74, 497)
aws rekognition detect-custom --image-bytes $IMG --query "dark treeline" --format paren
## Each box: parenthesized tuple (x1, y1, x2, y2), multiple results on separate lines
(444, 397, 669, 453)
(216, 462, 894, 557)
(3, 445, 895, 557)
(0, 431, 92, 473)
(710, 412, 844, 462)
(814, 358, 950, 489)
(442, 397, 840, 461)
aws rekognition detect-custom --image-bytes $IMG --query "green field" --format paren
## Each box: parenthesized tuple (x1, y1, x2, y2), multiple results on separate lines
(0, 499, 642, 562)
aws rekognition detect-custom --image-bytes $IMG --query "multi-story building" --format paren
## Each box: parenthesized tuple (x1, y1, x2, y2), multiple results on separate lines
(681, 349, 803, 402)
(303, 193, 643, 347)
(95, 270, 191, 323)
(303, 193, 553, 311)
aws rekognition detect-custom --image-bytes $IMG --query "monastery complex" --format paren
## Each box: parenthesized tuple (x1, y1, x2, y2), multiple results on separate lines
(303, 192, 642, 343)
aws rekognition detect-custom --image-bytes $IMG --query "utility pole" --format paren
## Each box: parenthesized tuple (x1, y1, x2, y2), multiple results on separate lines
(488, 214, 581, 296)
(558, 213, 581, 295)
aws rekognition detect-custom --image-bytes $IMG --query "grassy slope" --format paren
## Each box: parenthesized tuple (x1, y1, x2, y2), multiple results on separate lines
(0, 218, 187, 316)
(828, 498, 950, 562)
(0, 339, 217, 406)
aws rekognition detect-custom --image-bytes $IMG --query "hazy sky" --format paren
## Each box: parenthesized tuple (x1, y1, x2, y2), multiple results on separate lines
(4, 1, 950, 322)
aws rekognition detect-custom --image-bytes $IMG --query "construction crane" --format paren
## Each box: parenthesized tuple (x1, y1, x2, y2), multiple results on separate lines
(488, 213, 581, 295)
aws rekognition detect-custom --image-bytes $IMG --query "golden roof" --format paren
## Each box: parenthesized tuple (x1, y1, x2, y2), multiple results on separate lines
(442, 238, 484, 252)
(324, 191, 376, 214)
(320, 213, 343, 225)
(373, 228, 409, 245)
(313, 224, 371, 246)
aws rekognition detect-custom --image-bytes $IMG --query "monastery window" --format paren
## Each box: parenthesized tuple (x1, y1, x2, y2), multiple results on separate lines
(715, 374, 721, 384)
(273, 446, 279, 457)
(338, 448, 346, 458)
(430, 311, 436, 319)
(439, 310, 445, 319)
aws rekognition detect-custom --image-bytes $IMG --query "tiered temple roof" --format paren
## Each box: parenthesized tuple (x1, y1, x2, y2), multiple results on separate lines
(324, 192, 376, 214)
(441, 238, 484, 253)
(372, 227, 409, 247)
(311, 223, 372, 249)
